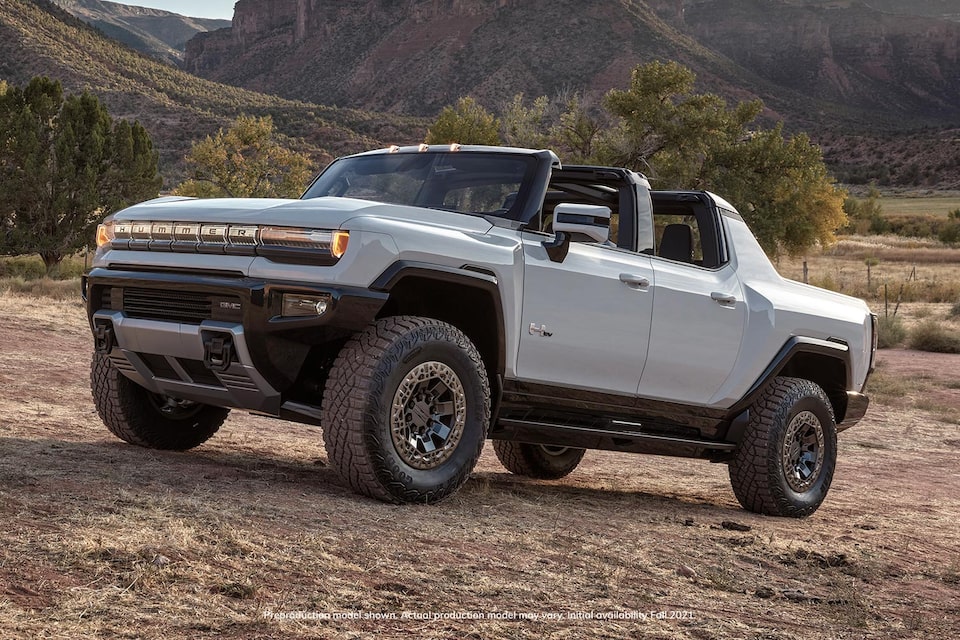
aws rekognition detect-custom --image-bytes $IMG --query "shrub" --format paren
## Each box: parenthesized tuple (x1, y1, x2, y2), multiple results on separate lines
(939, 222, 960, 245)
(908, 319, 960, 353)
(949, 302, 960, 319)
(876, 314, 906, 349)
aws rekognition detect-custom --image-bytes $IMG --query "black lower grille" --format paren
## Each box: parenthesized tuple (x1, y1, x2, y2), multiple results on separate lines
(123, 288, 212, 323)
(95, 285, 243, 323)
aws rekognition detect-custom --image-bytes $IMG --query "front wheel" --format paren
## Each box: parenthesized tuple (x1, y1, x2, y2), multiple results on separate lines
(729, 376, 837, 517)
(493, 441, 585, 479)
(90, 352, 229, 450)
(321, 316, 490, 504)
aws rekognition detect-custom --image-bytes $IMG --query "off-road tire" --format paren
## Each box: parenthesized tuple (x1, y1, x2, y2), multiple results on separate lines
(729, 376, 837, 517)
(91, 351, 228, 450)
(492, 441, 585, 479)
(321, 316, 490, 504)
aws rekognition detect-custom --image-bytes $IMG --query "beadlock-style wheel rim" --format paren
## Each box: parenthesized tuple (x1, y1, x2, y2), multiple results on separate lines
(782, 410, 826, 493)
(390, 361, 467, 470)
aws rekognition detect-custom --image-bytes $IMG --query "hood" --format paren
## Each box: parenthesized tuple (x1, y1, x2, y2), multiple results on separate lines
(111, 196, 494, 234)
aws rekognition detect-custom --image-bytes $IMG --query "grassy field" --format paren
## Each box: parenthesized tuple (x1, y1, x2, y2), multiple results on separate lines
(877, 194, 960, 217)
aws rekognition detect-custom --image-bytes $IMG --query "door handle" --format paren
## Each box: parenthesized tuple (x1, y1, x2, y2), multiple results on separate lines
(619, 273, 650, 289)
(711, 291, 737, 305)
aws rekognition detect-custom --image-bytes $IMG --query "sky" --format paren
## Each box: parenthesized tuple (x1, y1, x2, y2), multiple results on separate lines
(123, 1, 236, 20)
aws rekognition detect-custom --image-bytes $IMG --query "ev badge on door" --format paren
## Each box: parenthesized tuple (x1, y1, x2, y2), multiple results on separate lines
(528, 322, 553, 338)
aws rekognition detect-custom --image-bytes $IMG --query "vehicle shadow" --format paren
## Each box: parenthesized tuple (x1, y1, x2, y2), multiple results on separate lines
(0, 435, 743, 519)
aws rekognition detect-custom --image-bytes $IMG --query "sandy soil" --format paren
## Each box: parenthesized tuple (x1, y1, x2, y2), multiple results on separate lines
(0, 292, 958, 639)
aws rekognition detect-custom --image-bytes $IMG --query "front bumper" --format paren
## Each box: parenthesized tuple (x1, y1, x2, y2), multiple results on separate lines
(83, 268, 387, 414)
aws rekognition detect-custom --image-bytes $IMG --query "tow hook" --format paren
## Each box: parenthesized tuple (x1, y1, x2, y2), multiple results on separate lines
(93, 322, 115, 353)
(203, 335, 234, 372)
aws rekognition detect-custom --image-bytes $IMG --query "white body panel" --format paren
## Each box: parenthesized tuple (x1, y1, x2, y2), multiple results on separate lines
(515, 237, 654, 395)
(639, 259, 746, 405)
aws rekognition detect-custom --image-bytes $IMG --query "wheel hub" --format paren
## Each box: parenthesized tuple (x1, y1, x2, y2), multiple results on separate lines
(781, 410, 825, 493)
(390, 361, 466, 470)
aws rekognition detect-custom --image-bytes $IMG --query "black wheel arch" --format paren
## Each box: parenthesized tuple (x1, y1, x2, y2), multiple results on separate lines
(371, 261, 506, 397)
(726, 337, 852, 440)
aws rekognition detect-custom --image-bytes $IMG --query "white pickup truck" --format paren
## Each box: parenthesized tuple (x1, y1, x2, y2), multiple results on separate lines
(84, 144, 876, 517)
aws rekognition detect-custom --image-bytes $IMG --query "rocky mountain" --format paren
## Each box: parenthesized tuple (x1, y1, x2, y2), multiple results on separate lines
(681, 0, 960, 121)
(182, 0, 960, 126)
(863, 0, 960, 21)
(53, 0, 230, 64)
(0, 0, 419, 186)
(176, 0, 960, 187)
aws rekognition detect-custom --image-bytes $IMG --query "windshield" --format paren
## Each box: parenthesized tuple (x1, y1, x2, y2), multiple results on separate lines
(301, 152, 536, 218)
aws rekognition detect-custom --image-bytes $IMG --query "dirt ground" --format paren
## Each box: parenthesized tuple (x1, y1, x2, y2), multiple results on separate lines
(1, 291, 958, 639)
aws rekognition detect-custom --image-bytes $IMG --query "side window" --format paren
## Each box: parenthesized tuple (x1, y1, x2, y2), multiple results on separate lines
(651, 199, 727, 269)
(654, 214, 704, 263)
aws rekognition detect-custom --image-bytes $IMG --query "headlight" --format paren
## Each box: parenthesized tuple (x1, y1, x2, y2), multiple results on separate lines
(96, 221, 115, 248)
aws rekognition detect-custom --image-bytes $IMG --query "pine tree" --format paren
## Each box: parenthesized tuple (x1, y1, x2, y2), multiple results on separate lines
(0, 77, 162, 275)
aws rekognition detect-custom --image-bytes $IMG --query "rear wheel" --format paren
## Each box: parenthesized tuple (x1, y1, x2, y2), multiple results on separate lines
(90, 351, 228, 450)
(321, 316, 490, 503)
(493, 441, 585, 479)
(729, 376, 837, 517)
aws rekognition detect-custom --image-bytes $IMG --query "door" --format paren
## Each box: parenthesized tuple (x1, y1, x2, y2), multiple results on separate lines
(515, 236, 655, 395)
(638, 195, 747, 405)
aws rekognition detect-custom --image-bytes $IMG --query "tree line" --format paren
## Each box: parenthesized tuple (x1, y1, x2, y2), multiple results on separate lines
(2, 62, 850, 274)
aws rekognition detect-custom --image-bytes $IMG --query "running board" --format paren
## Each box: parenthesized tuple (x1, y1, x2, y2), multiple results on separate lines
(493, 417, 737, 457)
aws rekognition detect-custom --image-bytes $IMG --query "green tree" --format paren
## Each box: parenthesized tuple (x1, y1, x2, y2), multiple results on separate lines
(603, 61, 845, 256)
(604, 60, 763, 188)
(425, 97, 500, 145)
(0, 77, 161, 274)
(706, 126, 848, 256)
(502, 92, 620, 164)
(174, 115, 312, 199)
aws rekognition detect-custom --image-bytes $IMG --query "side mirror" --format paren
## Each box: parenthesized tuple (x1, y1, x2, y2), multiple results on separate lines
(552, 203, 611, 244)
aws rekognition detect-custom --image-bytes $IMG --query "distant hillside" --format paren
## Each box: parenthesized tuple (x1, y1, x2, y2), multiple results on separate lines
(682, 0, 960, 121)
(53, 0, 230, 64)
(50, 0, 229, 64)
(0, 0, 423, 187)
(184, 0, 785, 117)
(182, 0, 960, 126)
(863, 0, 960, 21)
(179, 0, 960, 187)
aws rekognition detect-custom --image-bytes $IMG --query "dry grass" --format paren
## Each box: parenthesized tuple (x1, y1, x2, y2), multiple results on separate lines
(0, 276, 83, 300)
(778, 234, 960, 307)
(2, 292, 960, 639)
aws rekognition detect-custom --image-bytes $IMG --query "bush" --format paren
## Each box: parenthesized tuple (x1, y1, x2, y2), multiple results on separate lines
(908, 319, 960, 353)
(939, 222, 960, 245)
(949, 302, 960, 319)
(876, 314, 906, 349)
